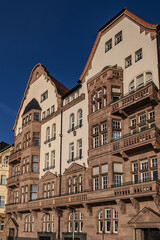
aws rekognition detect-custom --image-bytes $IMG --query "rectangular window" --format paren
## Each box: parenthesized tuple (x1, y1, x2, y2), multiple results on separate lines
(141, 172, 148, 182)
(33, 132, 40, 146)
(125, 55, 132, 68)
(131, 118, 136, 127)
(141, 161, 148, 170)
(102, 176, 108, 189)
(41, 90, 48, 102)
(105, 39, 112, 52)
(42, 111, 46, 119)
(132, 162, 138, 172)
(1, 175, 6, 185)
(137, 74, 144, 87)
(102, 133, 107, 145)
(51, 105, 55, 114)
(77, 139, 82, 158)
(93, 177, 99, 190)
(93, 166, 99, 175)
(135, 48, 142, 62)
(149, 111, 155, 120)
(0, 219, 4, 232)
(101, 164, 108, 174)
(112, 96, 120, 103)
(93, 126, 99, 134)
(34, 113, 39, 121)
(113, 220, 118, 233)
(133, 174, 138, 184)
(32, 156, 39, 172)
(51, 150, 55, 166)
(101, 122, 107, 131)
(0, 196, 5, 207)
(139, 114, 146, 123)
(52, 182, 55, 196)
(69, 143, 74, 161)
(151, 157, 157, 167)
(112, 120, 121, 129)
(25, 186, 28, 202)
(152, 170, 158, 180)
(113, 131, 121, 140)
(45, 153, 49, 168)
(31, 185, 37, 200)
(114, 175, 122, 186)
(93, 136, 99, 148)
(115, 31, 122, 45)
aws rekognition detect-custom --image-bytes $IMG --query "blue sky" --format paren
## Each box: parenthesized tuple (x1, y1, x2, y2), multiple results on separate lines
(0, 0, 160, 144)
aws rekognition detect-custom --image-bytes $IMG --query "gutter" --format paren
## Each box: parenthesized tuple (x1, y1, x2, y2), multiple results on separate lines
(156, 25, 160, 88)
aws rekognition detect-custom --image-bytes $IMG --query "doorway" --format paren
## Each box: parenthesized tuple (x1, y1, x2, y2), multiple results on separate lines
(144, 229, 160, 240)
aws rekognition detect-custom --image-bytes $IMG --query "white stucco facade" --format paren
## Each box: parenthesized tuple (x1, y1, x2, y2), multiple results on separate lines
(86, 17, 159, 94)
(62, 82, 88, 173)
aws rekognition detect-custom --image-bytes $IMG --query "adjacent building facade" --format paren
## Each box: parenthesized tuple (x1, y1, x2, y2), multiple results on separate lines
(6, 8, 160, 240)
(0, 142, 13, 240)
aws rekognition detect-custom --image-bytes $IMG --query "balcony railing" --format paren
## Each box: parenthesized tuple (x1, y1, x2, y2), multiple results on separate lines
(9, 150, 21, 165)
(112, 81, 158, 115)
(7, 175, 20, 188)
(112, 126, 160, 152)
(67, 123, 83, 133)
(67, 155, 83, 163)
(44, 136, 56, 144)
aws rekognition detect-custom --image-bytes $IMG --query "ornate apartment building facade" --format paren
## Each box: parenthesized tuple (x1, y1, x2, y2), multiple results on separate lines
(0, 142, 13, 240)
(6, 8, 160, 240)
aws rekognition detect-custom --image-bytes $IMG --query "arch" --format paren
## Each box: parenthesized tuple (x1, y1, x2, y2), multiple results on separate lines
(129, 80, 135, 92)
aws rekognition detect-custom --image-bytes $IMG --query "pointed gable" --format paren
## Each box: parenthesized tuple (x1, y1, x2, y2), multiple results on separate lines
(13, 63, 69, 131)
(40, 171, 57, 182)
(63, 163, 86, 175)
(79, 8, 158, 82)
(128, 207, 160, 228)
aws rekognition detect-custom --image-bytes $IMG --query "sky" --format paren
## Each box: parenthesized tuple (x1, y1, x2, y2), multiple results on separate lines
(0, 0, 160, 144)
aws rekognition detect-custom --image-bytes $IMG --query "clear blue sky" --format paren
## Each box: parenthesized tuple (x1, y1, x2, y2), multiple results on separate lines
(0, 0, 160, 144)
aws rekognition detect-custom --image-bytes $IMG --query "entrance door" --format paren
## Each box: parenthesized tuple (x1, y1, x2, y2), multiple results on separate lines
(8, 228, 15, 240)
(39, 237, 50, 240)
(144, 229, 160, 240)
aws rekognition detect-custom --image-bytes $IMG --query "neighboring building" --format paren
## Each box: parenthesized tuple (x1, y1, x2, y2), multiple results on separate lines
(5, 8, 160, 240)
(0, 143, 13, 240)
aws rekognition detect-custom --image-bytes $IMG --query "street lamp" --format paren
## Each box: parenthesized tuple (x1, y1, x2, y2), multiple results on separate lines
(67, 206, 75, 240)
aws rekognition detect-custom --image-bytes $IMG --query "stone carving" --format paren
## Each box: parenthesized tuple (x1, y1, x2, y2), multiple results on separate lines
(83, 203, 92, 216)
(130, 198, 140, 213)
(116, 199, 126, 214)
(120, 151, 128, 161)
(153, 194, 160, 210)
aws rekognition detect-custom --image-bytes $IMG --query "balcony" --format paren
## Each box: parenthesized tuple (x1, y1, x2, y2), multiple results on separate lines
(112, 126, 160, 155)
(111, 82, 158, 117)
(9, 150, 21, 165)
(7, 175, 20, 188)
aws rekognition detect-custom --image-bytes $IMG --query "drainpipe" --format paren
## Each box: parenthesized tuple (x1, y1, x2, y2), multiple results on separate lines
(58, 100, 63, 240)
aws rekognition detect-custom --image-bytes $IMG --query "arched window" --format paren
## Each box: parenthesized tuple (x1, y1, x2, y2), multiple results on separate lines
(136, 74, 144, 87)
(46, 127, 50, 141)
(77, 109, 82, 126)
(24, 215, 34, 232)
(68, 211, 83, 233)
(129, 80, 135, 92)
(70, 114, 75, 130)
(52, 124, 56, 139)
(146, 72, 152, 83)
(98, 209, 118, 234)
(42, 213, 54, 232)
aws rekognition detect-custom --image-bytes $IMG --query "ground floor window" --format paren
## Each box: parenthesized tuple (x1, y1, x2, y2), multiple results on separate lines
(98, 209, 118, 234)
(68, 211, 83, 233)
(42, 213, 54, 232)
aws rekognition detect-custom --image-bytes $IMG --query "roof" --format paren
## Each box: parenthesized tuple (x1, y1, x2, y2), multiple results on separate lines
(42, 65, 69, 95)
(0, 142, 9, 151)
(22, 98, 42, 116)
(79, 8, 159, 81)
(63, 83, 82, 99)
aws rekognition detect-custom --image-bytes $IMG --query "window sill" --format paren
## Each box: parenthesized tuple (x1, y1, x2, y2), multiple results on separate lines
(67, 124, 83, 133)
(44, 137, 56, 144)
(67, 156, 83, 163)
(43, 165, 55, 171)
